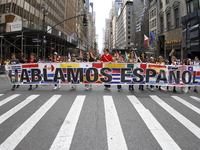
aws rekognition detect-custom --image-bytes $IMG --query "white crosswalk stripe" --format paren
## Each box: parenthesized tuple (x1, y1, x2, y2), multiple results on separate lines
(0, 94, 200, 150)
(50, 95, 86, 150)
(150, 95, 200, 139)
(172, 96, 200, 115)
(0, 94, 20, 107)
(0, 95, 61, 150)
(0, 95, 39, 124)
(104, 96, 128, 150)
(190, 96, 200, 103)
(128, 95, 181, 150)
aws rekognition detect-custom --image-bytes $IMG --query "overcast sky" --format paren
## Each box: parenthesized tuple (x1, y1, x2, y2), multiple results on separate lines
(90, 0, 113, 53)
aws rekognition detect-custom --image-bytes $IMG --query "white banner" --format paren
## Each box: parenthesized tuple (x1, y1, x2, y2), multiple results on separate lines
(6, 21, 22, 32)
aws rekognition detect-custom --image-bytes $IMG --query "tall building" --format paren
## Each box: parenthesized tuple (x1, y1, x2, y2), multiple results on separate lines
(181, 0, 200, 59)
(87, 11, 96, 53)
(116, 1, 134, 51)
(85, 0, 90, 12)
(133, 0, 149, 53)
(149, 0, 158, 57)
(104, 19, 111, 49)
(0, 0, 88, 59)
(113, 0, 123, 16)
(157, 0, 187, 59)
(111, 0, 123, 50)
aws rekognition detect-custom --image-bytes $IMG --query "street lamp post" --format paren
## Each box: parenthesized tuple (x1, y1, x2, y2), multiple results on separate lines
(41, 4, 49, 59)
(0, 36, 4, 61)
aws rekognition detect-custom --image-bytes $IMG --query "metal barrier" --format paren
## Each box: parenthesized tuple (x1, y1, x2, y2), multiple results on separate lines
(0, 65, 5, 74)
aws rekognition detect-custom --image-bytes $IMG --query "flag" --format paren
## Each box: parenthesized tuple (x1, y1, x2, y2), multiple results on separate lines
(70, 33, 76, 40)
(90, 51, 94, 58)
(144, 34, 149, 48)
(68, 52, 71, 61)
(125, 51, 128, 59)
(149, 32, 156, 45)
(133, 51, 138, 62)
(116, 51, 120, 59)
(79, 50, 83, 58)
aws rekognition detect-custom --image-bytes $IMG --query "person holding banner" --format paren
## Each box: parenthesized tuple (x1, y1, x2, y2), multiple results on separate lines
(117, 55, 125, 92)
(138, 52, 148, 90)
(156, 56, 165, 90)
(127, 52, 136, 91)
(168, 49, 177, 93)
(70, 54, 78, 90)
(100, 49, 114, 91)
(28, 53, 38, 90)
(52, 52, 62, 90)
(147, 57, 155, 91)
(83, 52, 95, 90)
(192, 56, 199, 93)
(10, 54, 20, 91)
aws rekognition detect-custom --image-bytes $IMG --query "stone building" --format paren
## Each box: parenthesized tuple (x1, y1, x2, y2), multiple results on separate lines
(181, 0, 200, 59)
(0, 0, 89, 59)
(157, 0, 187, 59)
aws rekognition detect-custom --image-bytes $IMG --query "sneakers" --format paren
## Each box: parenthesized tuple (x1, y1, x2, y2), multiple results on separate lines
(28, 87, 32, 91)
(150, 88, 154, 91)
(104, 87, 111, 91)
(70, 86, 76, 90)
(194, 89, 198, 93)
(16, 85, 20, 88)
(11, 88, 15, 91)
(36, 85, 38, 88)
(54, 85, 61, 90)
(86, 87, 89, 91)
(173, 89, 177, 93)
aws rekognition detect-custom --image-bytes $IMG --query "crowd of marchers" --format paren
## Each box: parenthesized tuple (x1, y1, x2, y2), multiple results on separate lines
(1, 49, 200, 93)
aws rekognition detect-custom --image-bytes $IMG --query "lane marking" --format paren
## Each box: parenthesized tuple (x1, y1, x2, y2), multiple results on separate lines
(172, 96, 200, 115)
(0, 94, 4, 97)
(0, 95, 61, 150)
(104, 96, 128, 150)
(128, 95, 181, 150)
(190, 96, 200, 103)
(50, 95, 86, 150)
(0, 95, 40, 124)
(0, 94, 20, 107)
(150, 95, 200, 139)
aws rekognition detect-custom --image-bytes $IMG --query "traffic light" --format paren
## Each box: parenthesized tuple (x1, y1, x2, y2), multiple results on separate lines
(83, 15, 87, 26)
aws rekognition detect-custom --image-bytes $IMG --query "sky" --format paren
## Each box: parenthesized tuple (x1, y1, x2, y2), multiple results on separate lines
(90, 0, 113, 54)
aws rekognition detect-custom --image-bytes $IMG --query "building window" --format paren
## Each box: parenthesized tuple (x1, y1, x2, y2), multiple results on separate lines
(160, 0, 163, 9)
(160, 16, 164, 33)
(166, 13, 171, 31)
(174, 8, 179, 28)
(166, 0, 169, 4)
(187, 0, 200, 14)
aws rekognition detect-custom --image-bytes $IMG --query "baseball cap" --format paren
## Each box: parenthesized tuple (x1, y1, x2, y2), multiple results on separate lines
(54, 52, 58, 55)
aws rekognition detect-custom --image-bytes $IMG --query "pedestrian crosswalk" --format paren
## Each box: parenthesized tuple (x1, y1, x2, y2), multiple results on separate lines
(0, 93, 199, 150)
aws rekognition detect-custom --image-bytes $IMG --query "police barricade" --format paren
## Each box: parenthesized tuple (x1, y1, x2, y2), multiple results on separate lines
(4, 62, 200, 86)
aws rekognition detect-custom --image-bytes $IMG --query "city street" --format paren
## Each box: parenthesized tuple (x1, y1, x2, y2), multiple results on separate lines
(0, 74, 200, 150)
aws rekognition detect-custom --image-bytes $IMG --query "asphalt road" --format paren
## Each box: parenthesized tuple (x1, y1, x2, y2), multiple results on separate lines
(0, 74, 200, 150)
